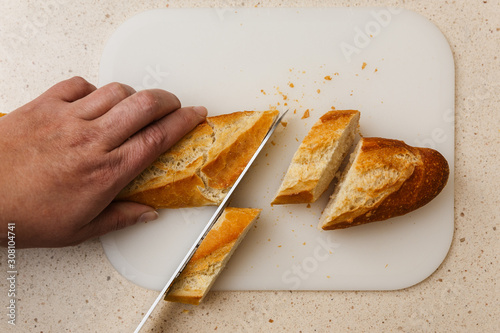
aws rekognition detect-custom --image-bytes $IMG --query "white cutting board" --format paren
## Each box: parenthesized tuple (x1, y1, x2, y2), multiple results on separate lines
(99, 7, 454, 291)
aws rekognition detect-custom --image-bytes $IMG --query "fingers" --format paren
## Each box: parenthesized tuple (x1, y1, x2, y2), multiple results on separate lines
(96, 89, 183, 149)
(111, 105, 207, 182)
(72, 82, 137, 120)
(43, 76, 97, 102)
(79, 201, 159, 240)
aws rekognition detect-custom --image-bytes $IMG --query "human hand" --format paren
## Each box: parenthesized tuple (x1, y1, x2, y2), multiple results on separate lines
(0, 77, 207, 248)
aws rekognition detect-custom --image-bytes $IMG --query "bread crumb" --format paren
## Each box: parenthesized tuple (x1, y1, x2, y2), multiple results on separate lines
(302, 109, 310, 119)
(260, 89, 266, 95)
(303, 242, 306, 245)
(327, 275, 331, 278)
(374, 68, 378, 73)
(330, 106, 336, 110)
(289, 82, 294, 88)
(460, 237, 466, 242)
(385, 264, 389, 268)
(278, 245, 282, 248)
(317, 89, 321, 94)
(283, 95, 288, 100)
(182, 309, 190, 314)
(281, 121, 287, 127)
(271, 141, 276, 145)
(362, 62, 367, 70)
(269, 319, 274, 323)
(306, 204, 311, 208)
(334, 72, 339, 76)
(324, 75, 332, 80)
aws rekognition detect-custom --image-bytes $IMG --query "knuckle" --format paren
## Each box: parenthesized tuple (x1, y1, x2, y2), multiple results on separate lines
(134, 90, 158, 112)
(141, 124, 167, 149)
(69, 76, 93, 91)
(107, 82, 132, 101)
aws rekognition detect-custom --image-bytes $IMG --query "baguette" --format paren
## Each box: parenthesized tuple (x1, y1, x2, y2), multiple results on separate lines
(272, 110, 360, 204)
(117, 110, 278, 208)
(319, 137, 449, 230)
(165, 207, 261, 305)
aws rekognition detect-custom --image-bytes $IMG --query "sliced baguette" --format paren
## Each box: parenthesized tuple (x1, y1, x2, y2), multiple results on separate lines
(117, 110, 278, 208)
(272, 110, 360, 204)
(319, 137, 449, 230)
(165, 207, 261, 305)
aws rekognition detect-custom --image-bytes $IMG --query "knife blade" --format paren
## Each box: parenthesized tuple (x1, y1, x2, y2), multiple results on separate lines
(134, 109, 288, 332)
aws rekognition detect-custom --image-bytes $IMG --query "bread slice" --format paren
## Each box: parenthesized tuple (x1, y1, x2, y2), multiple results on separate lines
(319, 137, 449, 230)
(272, 110, 360, 204)
(117, 111, 278, 208)
(165, 207, 261, 305)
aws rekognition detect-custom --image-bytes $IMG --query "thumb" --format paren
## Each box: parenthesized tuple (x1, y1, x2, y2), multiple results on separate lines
(82, 201, 159, 240)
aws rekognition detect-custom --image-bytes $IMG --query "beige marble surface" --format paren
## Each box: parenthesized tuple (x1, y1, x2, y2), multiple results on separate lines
(0, 0, 498, 332)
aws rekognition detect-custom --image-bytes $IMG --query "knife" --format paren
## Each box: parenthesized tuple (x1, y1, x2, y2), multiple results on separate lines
(134, 109, 288, 332)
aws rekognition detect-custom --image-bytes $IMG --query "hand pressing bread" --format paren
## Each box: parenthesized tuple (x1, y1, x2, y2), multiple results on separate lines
(117, 110, 278, 208)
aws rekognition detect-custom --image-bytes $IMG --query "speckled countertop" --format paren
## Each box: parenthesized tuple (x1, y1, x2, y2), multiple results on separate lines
(0, 1, 498, 332)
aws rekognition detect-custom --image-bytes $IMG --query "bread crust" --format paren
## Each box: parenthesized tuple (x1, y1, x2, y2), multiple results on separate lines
(117, 111, 278, 208)
(272, 110, 360, 204)
(164, 207, 261, 305)
(320, 137, 449, 230)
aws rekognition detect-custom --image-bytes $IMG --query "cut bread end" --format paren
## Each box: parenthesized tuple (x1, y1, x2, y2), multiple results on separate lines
(319, 137, 449, 230)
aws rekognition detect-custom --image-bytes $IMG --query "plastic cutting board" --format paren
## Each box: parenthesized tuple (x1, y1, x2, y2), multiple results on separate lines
(99, 7, 454, 291)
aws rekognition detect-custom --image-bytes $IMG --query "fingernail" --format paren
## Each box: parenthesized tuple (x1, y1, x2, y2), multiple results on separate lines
(138, 211, 159, 224)
(192, 106, 208, 117)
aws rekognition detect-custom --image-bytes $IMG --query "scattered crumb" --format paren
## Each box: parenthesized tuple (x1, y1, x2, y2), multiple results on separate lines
(268, 238, 271, 242)
(303, 242, 306, 245)
(271, 141, 276, 145)
(278, 245, 282, 248)
(317, 89, 321, 94)
(306, 204, 311, 208)
(182, 309, 190, 314)
(289, 82, 294, 88)
(385, 264, 389, 268)
(281, 121, 287, 127)
(302, 109, 310, 119)
(362, 62, 367, 69)
(330, 106, 336, 110)
(282, 95, 288, 100)
(334, 72, 339, 76)
(374, 68, 378, 73)
(269, 319, 274, 323)
(460, 237, 466, 242)
(327, 275, 331, 278)
(324, 75, 332, 80)
(260, 89, 266, 95)
(293, 109, 297, 114)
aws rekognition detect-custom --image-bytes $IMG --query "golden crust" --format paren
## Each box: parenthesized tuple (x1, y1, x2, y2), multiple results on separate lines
(164, 207, 261, 305)
(202, 111, 277, 189)
(321, 137, 449, 230)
